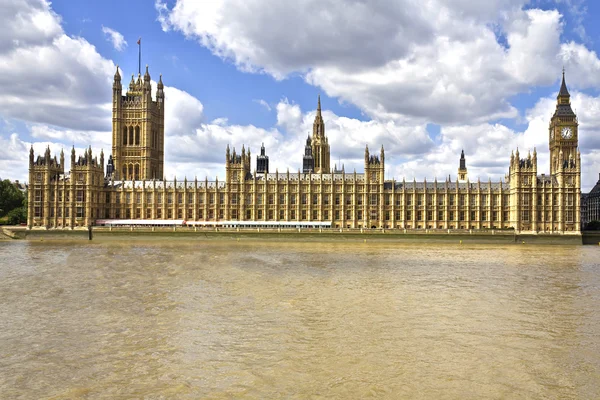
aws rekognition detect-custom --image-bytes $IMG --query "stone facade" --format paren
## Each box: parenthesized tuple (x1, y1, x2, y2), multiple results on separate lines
(27, 67, 581, 234)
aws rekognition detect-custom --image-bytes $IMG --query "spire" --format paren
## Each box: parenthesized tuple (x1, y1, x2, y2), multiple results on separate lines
(29, 145, 34, 164)
(317, 94, 321, 117)
(559, 67, 570, 97)
(157, 74, 163, 89)
(114, 65, 121, 81)
(144, 64, 150, 82)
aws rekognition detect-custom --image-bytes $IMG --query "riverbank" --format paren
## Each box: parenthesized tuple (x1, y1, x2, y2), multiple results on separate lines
(2, 226, 590, 245)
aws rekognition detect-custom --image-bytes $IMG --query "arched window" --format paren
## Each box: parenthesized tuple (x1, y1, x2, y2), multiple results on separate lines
(123, 127, 127, 145)
(134, 164, 140, 181)
(122, 166, 126, 179)
(135, 126, 140, 145)
(129, 127, 134, 146)
(128, 164, 133, 180)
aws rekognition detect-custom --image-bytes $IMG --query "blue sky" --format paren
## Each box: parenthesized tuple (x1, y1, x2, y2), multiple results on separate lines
(2, 0, 600, 190)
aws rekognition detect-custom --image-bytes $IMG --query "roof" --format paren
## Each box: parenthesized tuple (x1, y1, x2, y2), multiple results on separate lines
(589, 174, 600, 197)
(559, 71, 570, 97)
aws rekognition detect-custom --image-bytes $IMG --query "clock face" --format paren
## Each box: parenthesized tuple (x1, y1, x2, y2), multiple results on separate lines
(561, 127, 573, 139)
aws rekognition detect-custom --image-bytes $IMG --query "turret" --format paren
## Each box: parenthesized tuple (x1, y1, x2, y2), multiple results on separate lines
(29, 145, 34, 165)
(60, 148, 64, 167)
(458, 149, 468, 182)
(156, 74, 164, 108)
(71, 145, 76, 168)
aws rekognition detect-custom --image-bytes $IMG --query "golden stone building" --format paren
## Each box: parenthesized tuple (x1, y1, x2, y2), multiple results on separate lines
(27, 65, 581, 234)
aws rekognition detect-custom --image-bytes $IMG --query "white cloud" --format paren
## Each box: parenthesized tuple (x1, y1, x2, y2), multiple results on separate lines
(0, 0, 115, 131)
(156, 0, 600, 126)
(253, 99, 271, 111)
(102, 26, 127, 51)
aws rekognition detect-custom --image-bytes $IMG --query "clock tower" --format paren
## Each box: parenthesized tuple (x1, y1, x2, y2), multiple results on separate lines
(549, 70, 578, 175)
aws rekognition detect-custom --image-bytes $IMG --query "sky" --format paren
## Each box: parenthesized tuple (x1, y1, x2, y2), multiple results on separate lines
(2, 0, 600, 191)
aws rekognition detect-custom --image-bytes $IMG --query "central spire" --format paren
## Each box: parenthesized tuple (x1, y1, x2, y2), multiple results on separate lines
(313, 95, 325, 138)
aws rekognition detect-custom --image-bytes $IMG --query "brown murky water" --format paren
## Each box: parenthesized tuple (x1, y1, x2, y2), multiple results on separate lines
(0, 240, 599, 399)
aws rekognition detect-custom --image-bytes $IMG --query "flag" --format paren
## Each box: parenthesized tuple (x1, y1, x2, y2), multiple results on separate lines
(137, 38, 141, 45)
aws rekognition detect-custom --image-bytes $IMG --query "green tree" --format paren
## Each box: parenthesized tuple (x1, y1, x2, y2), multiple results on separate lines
(6, 207, 26, 225)
(0, 178, 25, 217)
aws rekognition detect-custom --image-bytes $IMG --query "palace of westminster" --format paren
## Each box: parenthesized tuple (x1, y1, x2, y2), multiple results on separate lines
(27, 62, 582, 234)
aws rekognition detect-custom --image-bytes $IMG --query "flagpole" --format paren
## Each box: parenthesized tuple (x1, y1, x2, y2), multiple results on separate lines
(138, 38, 141, 75)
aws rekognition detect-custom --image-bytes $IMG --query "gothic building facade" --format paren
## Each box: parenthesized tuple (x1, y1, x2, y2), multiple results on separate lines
(27, 66, 581, 234)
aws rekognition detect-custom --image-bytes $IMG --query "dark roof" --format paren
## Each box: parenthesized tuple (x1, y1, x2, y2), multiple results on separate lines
(589, 174, 600, 197)
(559, 72, 570, 97)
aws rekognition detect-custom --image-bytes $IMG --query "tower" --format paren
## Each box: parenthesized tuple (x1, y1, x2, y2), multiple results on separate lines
(225, 145, 251, 182)
(458, 150, 468, 182)
(303, 135, 314, 174)
(311, 95, 330, 173)
(112, 63, 164, 181)
(256, 143, 269, 174)
(549, 69, 578, 176)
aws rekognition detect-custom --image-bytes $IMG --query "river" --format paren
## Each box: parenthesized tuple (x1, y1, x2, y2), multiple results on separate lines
(0, 240, 599, 399)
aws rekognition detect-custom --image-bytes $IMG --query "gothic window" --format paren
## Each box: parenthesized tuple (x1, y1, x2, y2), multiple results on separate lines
(178, 193, 183, 204)
(129, 126, 134, 146)
(128, 164, 133, 179)
(135, 126, 140, 145)
(122, 166, 127, 179)
(324, 210, 329, 219)
(134, 164, 139, 180)
(123, 127, 128, 145)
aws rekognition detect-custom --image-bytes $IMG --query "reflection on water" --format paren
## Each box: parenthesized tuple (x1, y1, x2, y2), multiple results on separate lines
(0, 240, 599, 399)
